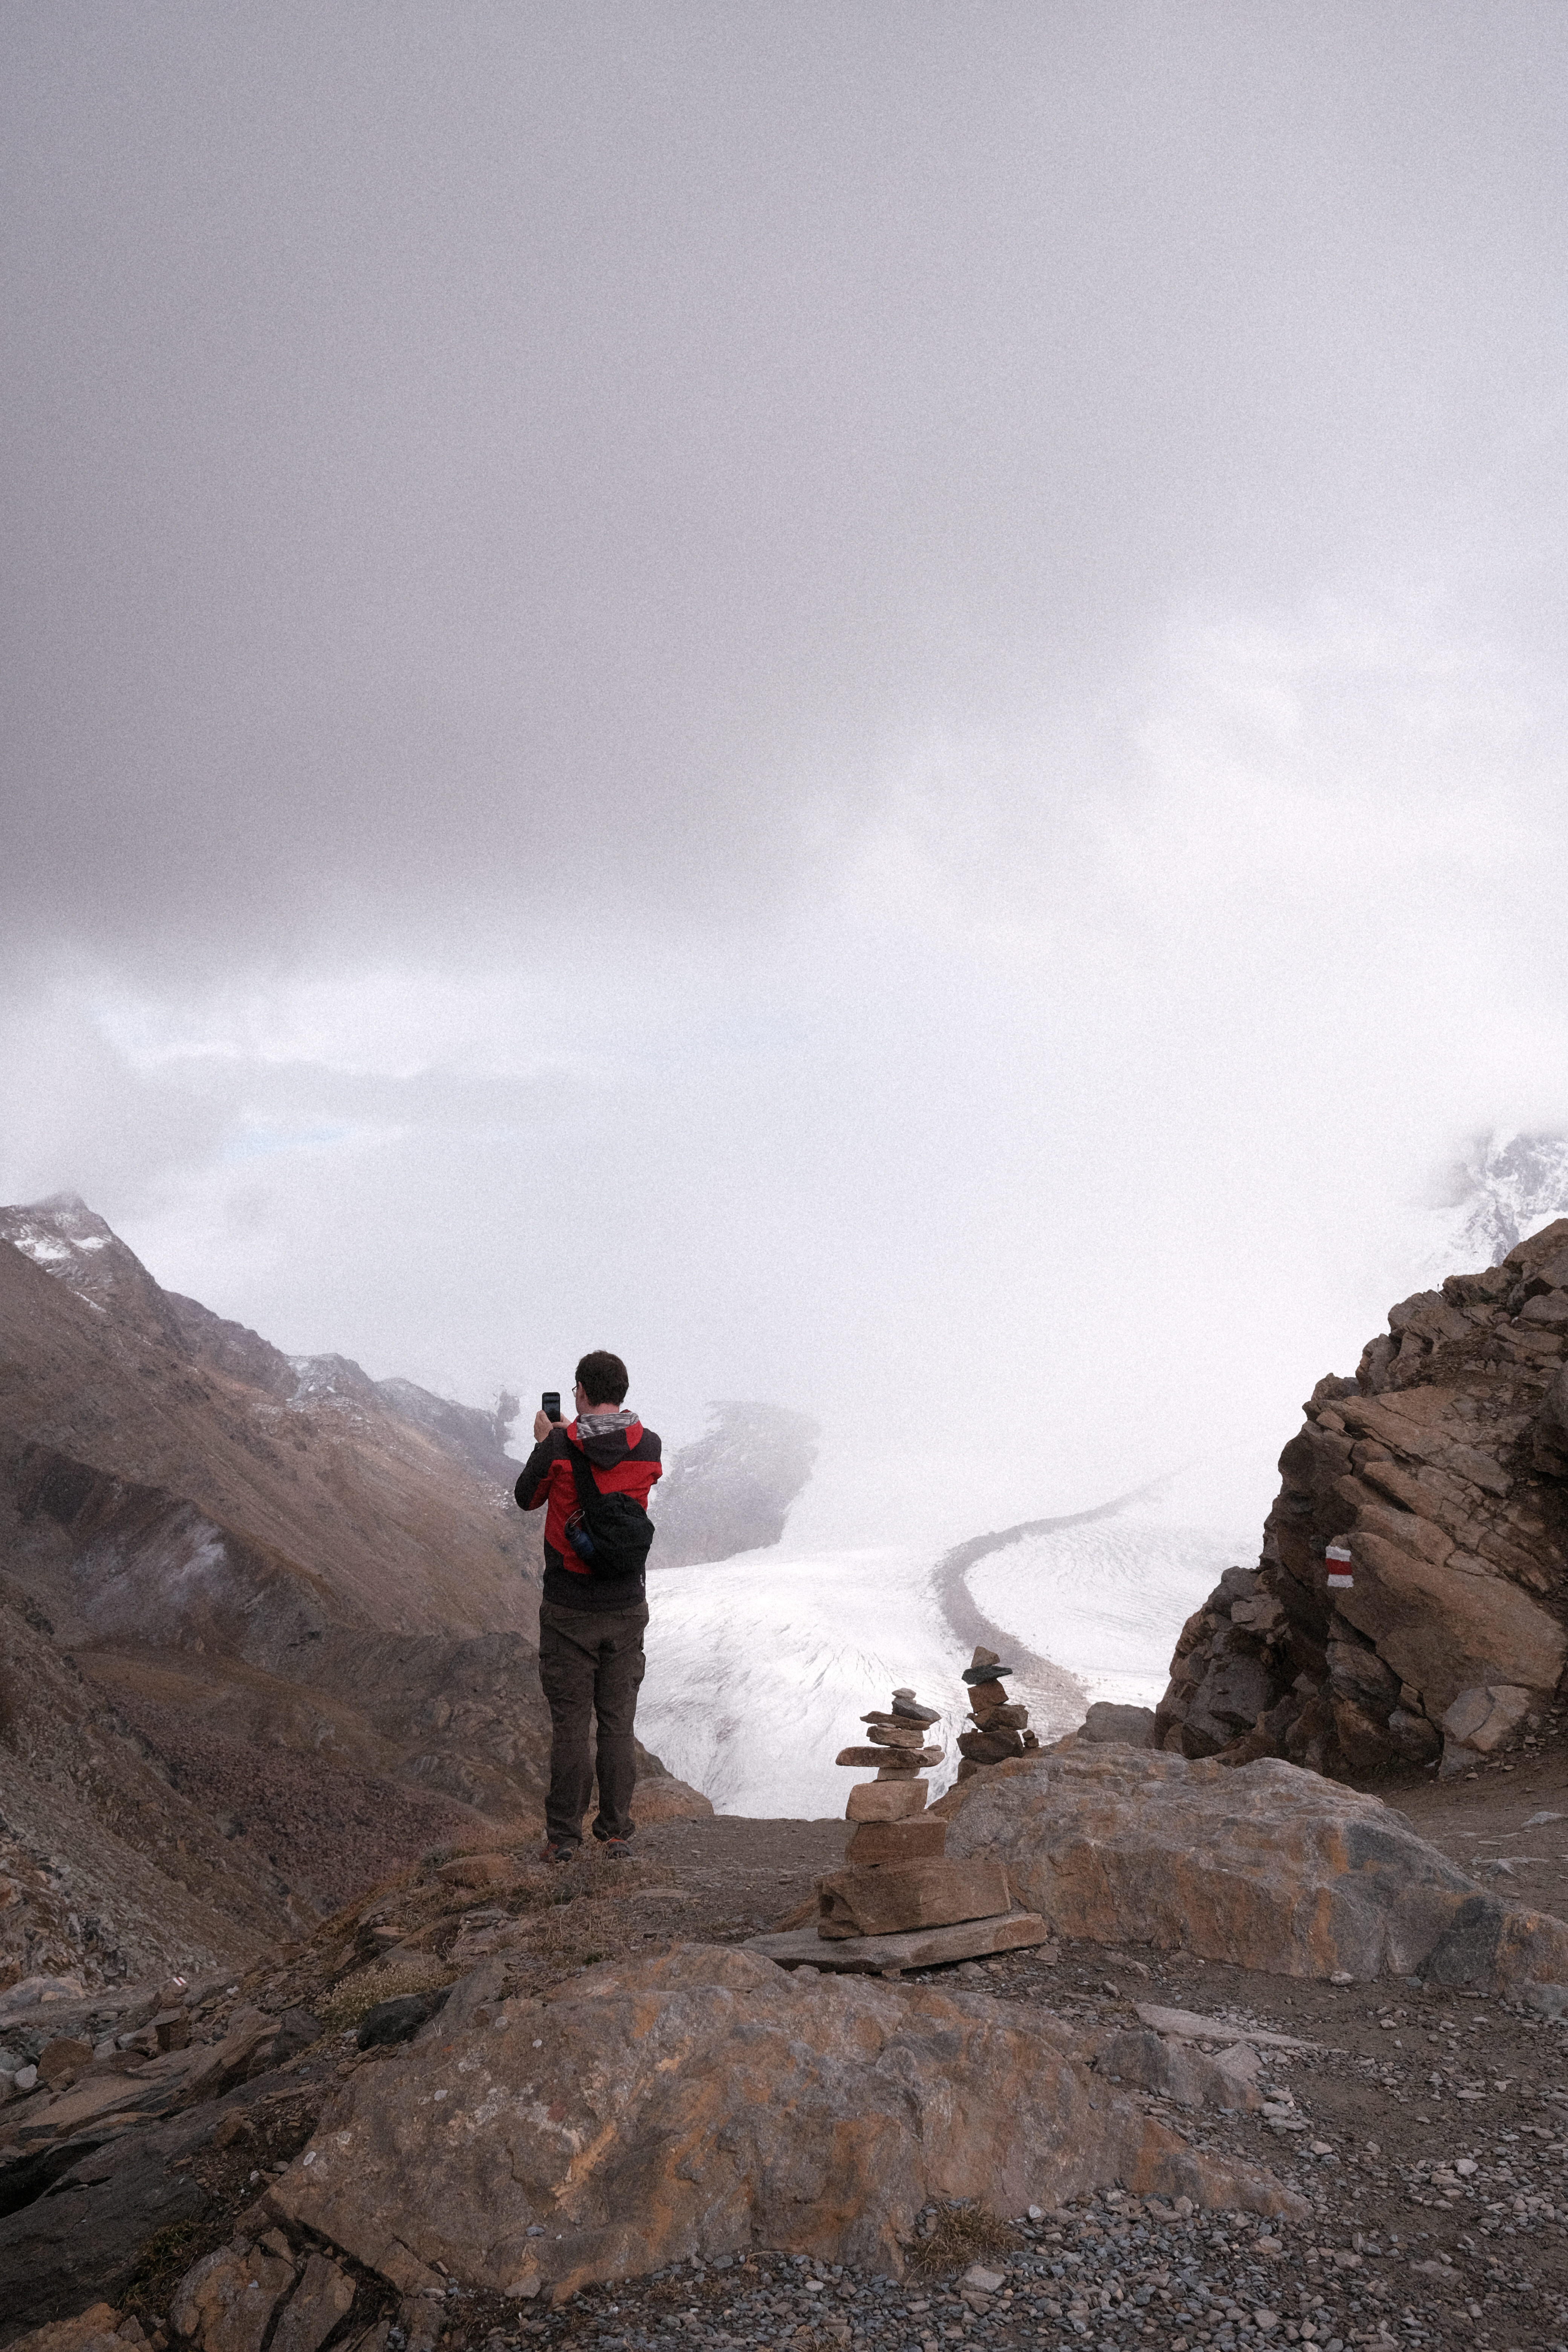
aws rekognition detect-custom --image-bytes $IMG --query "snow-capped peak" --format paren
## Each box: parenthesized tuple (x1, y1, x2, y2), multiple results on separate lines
(1410, 1131, 1568, 1281)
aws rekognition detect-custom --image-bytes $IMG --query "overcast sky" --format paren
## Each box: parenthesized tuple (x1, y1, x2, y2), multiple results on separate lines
(5, 3, 1568, 1546)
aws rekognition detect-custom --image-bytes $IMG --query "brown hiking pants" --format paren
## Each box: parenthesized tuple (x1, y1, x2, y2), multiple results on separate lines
(537, 1597, 649, 1847)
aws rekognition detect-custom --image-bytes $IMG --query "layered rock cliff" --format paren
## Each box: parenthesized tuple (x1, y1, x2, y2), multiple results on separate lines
(1154, 1218, 1568, 1777)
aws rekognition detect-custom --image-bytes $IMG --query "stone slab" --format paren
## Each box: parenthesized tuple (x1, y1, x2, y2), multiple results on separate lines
(845, 1780, 928, 1821)
(744, 1909, 1052, 1974)
(1134, 2004, 1324, 2053)
(0, 2049, 202, 2149)
(845, 1819, 947, 1863)
(818, 1856, 1012, 1939)
(835, 1746, 943, 1769)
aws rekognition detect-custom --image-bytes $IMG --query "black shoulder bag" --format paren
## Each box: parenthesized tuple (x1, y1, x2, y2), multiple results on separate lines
(564, 1444, 656, 1580)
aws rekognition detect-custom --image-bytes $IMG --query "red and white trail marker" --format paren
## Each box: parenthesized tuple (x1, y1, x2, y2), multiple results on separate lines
(1326, 1544, 1354, 1591)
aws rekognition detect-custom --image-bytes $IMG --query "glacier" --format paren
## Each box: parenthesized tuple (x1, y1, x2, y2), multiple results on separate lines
(639, 1506, 1251, 1819)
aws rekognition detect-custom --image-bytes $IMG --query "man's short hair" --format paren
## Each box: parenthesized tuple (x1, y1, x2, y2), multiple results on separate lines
(576, 1350, 629, 1407)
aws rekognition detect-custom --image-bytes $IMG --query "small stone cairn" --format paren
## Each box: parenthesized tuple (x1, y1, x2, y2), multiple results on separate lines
(833, 1684, 947, 1855)
(953, 1646, 1041, 1782)
(742, 1683, 1047, 1971)
(818, 1684, 1000, 1949)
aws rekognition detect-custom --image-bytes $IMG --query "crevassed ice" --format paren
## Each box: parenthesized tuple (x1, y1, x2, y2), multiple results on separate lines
(967, 1517, 1250, 1715)
(639, 1518, 1248, 1819)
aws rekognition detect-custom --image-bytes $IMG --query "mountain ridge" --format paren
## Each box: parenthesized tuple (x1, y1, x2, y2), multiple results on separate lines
(0, 1197, 554, 1990)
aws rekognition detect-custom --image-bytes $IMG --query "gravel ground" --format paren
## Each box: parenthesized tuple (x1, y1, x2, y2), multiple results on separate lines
(335, 2182, 1568, 2352)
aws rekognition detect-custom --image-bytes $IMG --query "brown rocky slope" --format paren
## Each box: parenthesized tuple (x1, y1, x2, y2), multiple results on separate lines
(1155, 1217, 1568, 1779)
(0, 1197, 707, 1988)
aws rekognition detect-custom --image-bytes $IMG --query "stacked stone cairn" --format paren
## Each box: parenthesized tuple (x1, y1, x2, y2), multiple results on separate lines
(953, 1645, 1041, 1783)
(832, 1684, 946, 1859)
(795, 1684, 1047, 1967)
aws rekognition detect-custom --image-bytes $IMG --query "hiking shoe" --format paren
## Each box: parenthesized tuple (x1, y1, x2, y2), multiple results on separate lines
(597, 1836, 632, 1860)
(541, 1839, 579, 1865)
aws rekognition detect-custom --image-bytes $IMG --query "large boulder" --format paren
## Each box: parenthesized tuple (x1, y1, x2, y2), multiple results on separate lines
(1077, 1703, 1156, 1747)
(937, 1746, 1568, 1995)
(266, 1945, 1301, 2302)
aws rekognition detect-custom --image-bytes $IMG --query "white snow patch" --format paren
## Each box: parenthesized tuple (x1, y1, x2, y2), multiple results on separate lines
(641, 1545, 961, 1821)
(11, 1233, 71, 1264)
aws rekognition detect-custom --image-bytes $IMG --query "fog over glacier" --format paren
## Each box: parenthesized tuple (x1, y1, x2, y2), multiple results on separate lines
(6, 3, 1568, 1715)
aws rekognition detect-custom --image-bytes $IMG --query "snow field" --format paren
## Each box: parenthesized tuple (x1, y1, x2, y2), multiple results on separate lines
(639, 1545, 964, 1821)
(967, 1516, 1254, 1713)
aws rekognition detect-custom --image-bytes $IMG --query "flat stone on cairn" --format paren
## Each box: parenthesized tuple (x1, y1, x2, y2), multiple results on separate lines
(955, 1645, 1043, 1780)
(834, 1680, 946, 1780)
(743, 1679, 1049, 1974)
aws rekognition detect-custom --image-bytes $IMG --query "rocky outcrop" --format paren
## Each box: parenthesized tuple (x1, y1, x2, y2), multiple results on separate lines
(650, 1403, 819, 1566)
(266, 1943, 1300, 2301)
(937, 1745, 1568, 1996)
(1078, 1703, 1157, 1746)
(0, 2045, 324, 2340)
(1153, 1219, 1568, 1778)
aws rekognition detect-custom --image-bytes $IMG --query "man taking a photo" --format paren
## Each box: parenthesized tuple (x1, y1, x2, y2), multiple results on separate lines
(514, 1351, 662, 1862)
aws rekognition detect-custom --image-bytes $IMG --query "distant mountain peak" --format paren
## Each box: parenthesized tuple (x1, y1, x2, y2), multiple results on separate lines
(1, 1192, 182, 1329)
(0, 1193, 517, 1484)
(1413, 1130, 1568, 1279)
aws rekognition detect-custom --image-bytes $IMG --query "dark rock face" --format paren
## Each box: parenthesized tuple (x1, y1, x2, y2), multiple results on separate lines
(355, 1989, 448, 2049)
(650, 1402, 819, 1567)
(0, 2064, 318, 2341)
(1153, 1220, 1568, 1778)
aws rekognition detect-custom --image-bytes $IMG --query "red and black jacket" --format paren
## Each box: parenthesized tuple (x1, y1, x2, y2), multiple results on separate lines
(514, 1417, 662, 1611)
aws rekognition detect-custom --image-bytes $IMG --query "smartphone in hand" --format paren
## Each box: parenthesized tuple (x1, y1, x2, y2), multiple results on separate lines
(541, 1391, 562, 1424)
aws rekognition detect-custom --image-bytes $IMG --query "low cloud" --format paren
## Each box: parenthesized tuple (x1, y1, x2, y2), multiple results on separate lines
(5, 7, 1568, 1547)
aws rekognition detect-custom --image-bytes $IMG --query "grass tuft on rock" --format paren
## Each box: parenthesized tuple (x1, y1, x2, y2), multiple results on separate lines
(320, 1956, 455, 2029)
(903, 2202, 1021, 2276)
(124, 2218, 217, 2317)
